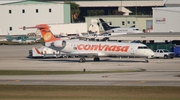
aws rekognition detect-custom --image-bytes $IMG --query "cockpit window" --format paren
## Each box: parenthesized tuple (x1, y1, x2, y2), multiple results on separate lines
(138, 46, 148, 49)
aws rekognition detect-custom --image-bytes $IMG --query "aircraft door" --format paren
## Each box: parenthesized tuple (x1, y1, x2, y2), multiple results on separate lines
(130, 47, 135, 56)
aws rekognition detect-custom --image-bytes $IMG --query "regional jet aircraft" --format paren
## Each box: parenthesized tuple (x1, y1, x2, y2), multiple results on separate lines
(99, 18, 143, 34)
(24, 24, 154, 63)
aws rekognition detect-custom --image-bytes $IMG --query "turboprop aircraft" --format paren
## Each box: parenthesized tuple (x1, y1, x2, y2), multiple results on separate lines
(1, 32, 39, 44)
(23, 24, 154, 63)
(5, 35, 37, 44)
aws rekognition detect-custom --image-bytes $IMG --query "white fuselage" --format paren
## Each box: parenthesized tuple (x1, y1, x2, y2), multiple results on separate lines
(48, 40, 154, 58)
(108, 28, 143, 34)
(86, 34, 110, 40)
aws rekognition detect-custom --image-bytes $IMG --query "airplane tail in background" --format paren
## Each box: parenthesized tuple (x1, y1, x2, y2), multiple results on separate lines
(5, 32, 13, 41)
(99, 18, 120, 31)
(22, 24, 60, 42)
(99, 18, 111, 31)
(35, 24, 60, 42)
(5, 35, 13, 41)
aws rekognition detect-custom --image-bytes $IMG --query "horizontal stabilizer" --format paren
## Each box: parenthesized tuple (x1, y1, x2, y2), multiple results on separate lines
(20, 24, 50, 30)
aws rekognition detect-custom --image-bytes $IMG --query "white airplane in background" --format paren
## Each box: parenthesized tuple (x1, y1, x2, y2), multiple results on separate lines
(24, 24, 154, 63)
(76, 31, 128, 41)
(99, 18, 143, 34)
(76, 32, 110, 41)
(76, 19, 127, 41)
(76, 19, 110, 41)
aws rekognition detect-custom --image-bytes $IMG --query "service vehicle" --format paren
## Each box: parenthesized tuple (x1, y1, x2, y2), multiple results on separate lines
(154, 49, 174, 59)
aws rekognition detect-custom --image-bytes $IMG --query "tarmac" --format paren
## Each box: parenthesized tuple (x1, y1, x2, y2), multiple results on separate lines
(0, 44, 180, 86)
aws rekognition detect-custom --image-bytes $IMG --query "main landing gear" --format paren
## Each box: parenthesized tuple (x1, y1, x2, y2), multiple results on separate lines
(79, 57, 86, 63)
(94, 57, 100, 61)
(79, 57, 100, 63)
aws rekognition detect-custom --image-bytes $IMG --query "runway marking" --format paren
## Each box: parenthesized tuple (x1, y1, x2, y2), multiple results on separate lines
(15, 80, 20, 82)
(0, 80, 20, 84)
(113, 81, 146, 86)
(102, 76, 108, 78)
(174, 75, 180, 77)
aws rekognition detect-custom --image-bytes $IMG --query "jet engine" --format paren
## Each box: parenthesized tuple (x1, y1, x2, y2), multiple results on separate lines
(52, 40, 66, 48)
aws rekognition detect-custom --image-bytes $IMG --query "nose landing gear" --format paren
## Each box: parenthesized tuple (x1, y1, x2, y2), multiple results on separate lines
(144, 58, 149, 63)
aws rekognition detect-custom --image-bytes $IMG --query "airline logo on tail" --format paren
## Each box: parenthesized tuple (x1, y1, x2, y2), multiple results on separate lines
(40, 30, 60, 42)
(34, 24, 60, 42)
(43, 32, 53, 42)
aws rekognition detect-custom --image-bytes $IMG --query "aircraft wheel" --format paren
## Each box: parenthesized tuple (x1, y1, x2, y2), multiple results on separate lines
(79, 57, 86, 63)
(82, 57, 86, 62)
(94, 57, 100, 61)
(144, 59, 149, 63)
(105, 38, 109, 41)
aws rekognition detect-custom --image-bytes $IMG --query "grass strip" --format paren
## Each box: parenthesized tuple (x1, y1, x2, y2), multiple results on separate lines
(0, 41, 37, 45)
(0, 70, 142, 75)
(0, 85, 180, 100)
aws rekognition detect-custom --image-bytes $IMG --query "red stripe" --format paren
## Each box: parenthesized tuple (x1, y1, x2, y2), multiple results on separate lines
(35, 48, 41, 54)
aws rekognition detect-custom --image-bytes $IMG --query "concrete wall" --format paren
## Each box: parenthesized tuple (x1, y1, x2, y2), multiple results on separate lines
(0, 3, 70, 35)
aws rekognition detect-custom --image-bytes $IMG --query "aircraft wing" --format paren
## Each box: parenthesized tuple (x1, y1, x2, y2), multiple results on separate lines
(109, 33, 127, 37)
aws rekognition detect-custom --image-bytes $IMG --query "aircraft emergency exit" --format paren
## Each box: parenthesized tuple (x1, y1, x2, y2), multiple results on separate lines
(24, 24, 154, 63)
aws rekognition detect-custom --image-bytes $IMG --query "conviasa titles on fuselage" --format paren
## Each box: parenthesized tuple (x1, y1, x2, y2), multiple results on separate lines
(23, 24, 154, 63)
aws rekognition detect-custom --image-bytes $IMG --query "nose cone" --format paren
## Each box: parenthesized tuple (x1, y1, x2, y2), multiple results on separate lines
(148, 50, 155, 58)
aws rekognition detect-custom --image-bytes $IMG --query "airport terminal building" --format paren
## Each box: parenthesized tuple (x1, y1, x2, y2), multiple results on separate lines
(0, 0, 70, 35)
(0, 0, 165, 35)
(1, 0, 180, 36)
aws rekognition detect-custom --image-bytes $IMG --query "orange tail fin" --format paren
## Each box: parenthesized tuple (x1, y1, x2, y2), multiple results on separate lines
(21, 24, 60, 42)
(35, 24, 60, 42)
